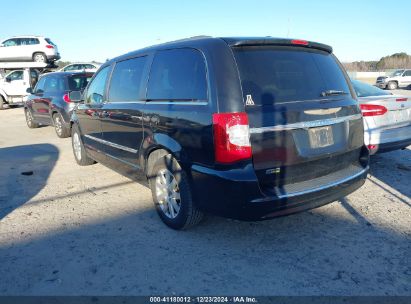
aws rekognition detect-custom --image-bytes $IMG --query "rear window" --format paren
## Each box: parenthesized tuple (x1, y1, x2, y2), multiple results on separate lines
(68, 75, 92, 91)
(233, 46, 350, 105)
(45, 38, 56, 46)
(351, 80, 391, 97)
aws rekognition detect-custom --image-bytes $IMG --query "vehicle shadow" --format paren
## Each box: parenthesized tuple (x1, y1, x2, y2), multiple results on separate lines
(0, 190, 409, 296)
(0, 144, 59, 220)
(368, 148, 411, 205)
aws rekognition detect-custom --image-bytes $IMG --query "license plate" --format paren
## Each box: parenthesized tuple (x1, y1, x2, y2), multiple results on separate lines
(308, 126, 334, 148)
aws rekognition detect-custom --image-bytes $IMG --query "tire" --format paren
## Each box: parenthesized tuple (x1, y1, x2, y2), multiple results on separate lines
(25, 108, 39, 128)
(0, 96, 4, 110)
(148, 154, 203, 230)
(53, 113, 70, 138)
(387, 81, 398, 90)
(71, 124, 95, 166)
(33, 52, 47, 63)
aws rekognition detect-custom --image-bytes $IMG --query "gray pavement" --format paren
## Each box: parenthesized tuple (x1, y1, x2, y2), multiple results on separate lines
(0, 92, 410, 295)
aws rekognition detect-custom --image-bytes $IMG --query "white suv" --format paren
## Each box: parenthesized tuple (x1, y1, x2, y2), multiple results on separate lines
(0, 36, 60, 63)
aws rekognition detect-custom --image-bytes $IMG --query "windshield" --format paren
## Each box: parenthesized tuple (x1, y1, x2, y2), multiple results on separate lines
(351, 80, 391, 97)
(233, 46, 350, 105)
(390, 70, 404, 77)
(68, 75, 92, 91)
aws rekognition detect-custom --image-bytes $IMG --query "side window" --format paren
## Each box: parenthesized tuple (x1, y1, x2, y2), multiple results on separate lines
(8, 71, 23, 81)
(64, 65, 75, 71)
(86, 64, 95, 69)
(108, 56, 147, 102)
(34, 77, 46, 93)
(3, 39, 18, 47)
(147, 48, 207, 101)
(85, 66, 110, 104)
(29, 38, 39, 45)
(403, 70, 411, 77)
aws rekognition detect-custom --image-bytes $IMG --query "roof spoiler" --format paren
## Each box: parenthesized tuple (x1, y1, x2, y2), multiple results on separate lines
(223, 38, 333, 53)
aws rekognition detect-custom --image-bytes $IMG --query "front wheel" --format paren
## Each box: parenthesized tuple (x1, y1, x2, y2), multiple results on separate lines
(387, 81, 398, 90)
(149, 155, 204, 230)
(71, 124, 95, 166)
(53, 113, 70, 138)
(25, 108, 39, 128)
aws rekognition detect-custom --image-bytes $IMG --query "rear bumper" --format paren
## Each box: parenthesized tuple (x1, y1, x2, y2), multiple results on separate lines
(365, 124, 411, 154)
(190, 163, 368, 220)
(47, 53, 61, 62)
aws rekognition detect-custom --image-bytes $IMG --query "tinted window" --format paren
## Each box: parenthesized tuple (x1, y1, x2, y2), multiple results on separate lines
(147, 49, 207, 100)
(351, 80, 391, 97)
(68, 75, 92, 91)
(233, 46, 351, 105)
(20, 38, 39, 45)
(403, 70, 411, 76)
(109, 56, 147, 102)
(85, 66, 110, 104)
(44, 76, 65, 93)
(45, 38, 56, 46)
(34, 77, 46, 93)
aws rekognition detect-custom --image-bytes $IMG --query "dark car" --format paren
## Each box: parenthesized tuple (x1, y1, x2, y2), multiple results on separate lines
(69, 36, 369, 230)
(24, 72, 93, 137)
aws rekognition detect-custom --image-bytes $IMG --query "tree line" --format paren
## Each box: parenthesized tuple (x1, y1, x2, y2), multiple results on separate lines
(342, 53, 411, 71)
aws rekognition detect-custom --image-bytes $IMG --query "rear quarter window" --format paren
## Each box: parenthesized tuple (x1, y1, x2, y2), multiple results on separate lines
(233, 46, 350, 105)
(147, 48, 207, 101)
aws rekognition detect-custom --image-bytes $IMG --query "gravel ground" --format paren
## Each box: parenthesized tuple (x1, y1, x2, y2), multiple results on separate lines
(0, 91, 410, 296)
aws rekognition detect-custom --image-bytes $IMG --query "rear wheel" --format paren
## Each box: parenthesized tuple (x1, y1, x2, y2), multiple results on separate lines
(53, 113, 70, 138)
(33, 52, 47, 63)
(148, 154, 203, 230)
(71, 124, 95, 166)
(25, 108, 39, 128)
(387, 81, 398, 90)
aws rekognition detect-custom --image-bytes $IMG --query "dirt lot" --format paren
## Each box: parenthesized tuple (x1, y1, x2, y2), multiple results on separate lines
(0, 91, 410, 296)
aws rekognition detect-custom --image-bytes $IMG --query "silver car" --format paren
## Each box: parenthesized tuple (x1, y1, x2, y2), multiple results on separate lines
(352, 80, 411, 154)
(0, 36, 60, 63)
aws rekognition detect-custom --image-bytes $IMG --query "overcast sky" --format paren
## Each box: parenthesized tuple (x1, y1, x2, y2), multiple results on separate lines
(2, 0, 410, 63)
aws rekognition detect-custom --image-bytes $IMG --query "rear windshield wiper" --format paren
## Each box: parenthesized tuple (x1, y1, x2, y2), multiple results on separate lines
(321, 90, 348, 97)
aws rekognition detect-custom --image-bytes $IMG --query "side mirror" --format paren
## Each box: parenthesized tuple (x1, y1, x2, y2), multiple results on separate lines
(5, 77, 11, 82)
(69, 91, 83, 103)
(26, 88, 33, 94)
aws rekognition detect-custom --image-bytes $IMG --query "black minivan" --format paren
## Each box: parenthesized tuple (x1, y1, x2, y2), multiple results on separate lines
(69, 37, 369, 229)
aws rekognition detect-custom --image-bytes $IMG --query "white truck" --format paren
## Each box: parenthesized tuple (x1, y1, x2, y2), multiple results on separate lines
(0, 62, 47, 109)
(376, 69, 411, 90)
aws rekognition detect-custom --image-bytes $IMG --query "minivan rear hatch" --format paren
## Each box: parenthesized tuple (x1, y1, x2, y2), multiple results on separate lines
(231, 41, 366, 196)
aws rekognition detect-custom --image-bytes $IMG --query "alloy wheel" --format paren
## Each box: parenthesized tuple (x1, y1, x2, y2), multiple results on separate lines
(155, 169, 181, 219)
(72, 132, 82, 161)
(54, 115, 63, 135)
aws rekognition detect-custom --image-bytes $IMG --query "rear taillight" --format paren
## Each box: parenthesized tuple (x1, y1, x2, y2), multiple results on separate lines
(63, 94, 71, 103)
(291, 39, 309, 46)
(396, 98, 407, 102)
(45, 44, 54, 49)
(212, 112, 252, 163)
(360, 104, 387, 117)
